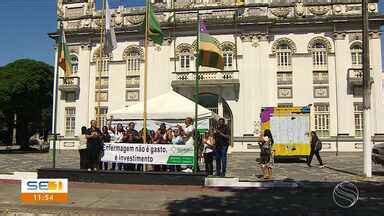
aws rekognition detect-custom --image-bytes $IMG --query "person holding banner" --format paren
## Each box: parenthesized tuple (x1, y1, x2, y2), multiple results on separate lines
(99, 126, 111, 170)
(123, 122, 140, 171)
(180, 117, 195, 173)
(109, 123, 125, 171)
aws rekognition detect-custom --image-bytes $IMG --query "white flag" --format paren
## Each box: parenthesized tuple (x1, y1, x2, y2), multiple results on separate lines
(104, 0, 117, 54)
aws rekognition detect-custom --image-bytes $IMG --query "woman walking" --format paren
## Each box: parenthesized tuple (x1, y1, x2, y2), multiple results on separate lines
(307, 131, 324, 168)
(258, 129, 274, 179)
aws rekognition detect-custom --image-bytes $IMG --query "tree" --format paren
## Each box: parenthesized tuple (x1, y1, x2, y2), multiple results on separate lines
(0, 59, 53, 149)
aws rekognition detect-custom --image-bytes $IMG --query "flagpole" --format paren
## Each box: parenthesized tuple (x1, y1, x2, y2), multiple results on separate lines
(143, 0, 149, 144)
(97, 0, 106, 127)
(234, 1, 239, 70)
(52, 21, 63, 168)
(193, 11, 200, 174)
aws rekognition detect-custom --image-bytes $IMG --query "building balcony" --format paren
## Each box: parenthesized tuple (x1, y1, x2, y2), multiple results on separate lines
(171, 70, 240, 100)
(58, 76, 80, 93)
(347, 67, 374, 88)
(347, 68, 363, 87)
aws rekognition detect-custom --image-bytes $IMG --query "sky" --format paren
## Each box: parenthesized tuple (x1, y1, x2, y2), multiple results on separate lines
(0, 0, 383, 67)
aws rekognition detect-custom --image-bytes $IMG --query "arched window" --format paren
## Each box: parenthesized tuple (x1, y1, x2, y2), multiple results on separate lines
(276, 43, 292, 69)
(308, 37, 331, 70)
(312, 42, 327, 68)
(70, 54, 78, 74)
(123, 45, 143, 74)
(93, 47, 110, 76)
(126, 51, 141, 73)
(223, 47, 233, 70)
(350, 43, 362, 67)
(180, 49, 191, 71)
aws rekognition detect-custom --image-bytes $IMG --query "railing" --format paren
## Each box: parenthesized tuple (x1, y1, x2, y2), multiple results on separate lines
(58, 77, 80, 92)
(173, 70, 239, 81)
(313, 64, 328, 71)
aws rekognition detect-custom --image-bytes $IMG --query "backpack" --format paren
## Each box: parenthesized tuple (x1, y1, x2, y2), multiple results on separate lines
(315, 140, 322, 151)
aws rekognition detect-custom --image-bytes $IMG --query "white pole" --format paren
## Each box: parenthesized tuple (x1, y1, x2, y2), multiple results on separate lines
(362, 0, 372, 177)
(363, 109, 372, 177)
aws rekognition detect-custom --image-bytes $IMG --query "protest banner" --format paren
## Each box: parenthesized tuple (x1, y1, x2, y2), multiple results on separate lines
(101, 143, 194, 165)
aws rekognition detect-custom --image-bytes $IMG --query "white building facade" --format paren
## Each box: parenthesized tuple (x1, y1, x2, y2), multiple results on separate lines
(53, 0, 384, 152)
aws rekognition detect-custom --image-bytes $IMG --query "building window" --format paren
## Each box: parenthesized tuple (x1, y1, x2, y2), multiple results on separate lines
(64, 92, 76, 102)
(223, 48, 233, 70)
(180, 49, 191, 71)
(96, 58, 109, 76)
(70, 54, 78, 74)
(95, 77, 109, 89)
(277, 72, 292, 85)
(354, 103, 363, 137)
(351, 44, 362, 67)
(126, 76, 140, 88)
(314, 103, 330, 138)
(313, 71, 329, 84)
(95, 107, 108, 127)
(276, 44, 292, 70)
(126, 51, 141, 74)
(312, 42, 327, 69)
(65, 107, 76, 136)
(95, 91, 108, 102)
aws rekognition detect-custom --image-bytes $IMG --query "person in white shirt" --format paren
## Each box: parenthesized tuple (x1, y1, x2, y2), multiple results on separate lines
(202, 129, 215, 175)
(78, 126, 88, 169)
(180, 117, 195, 173)
(109, 123, 125, 170)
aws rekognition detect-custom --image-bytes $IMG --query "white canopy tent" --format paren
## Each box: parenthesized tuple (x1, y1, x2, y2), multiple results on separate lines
(108, 91, 217, 130)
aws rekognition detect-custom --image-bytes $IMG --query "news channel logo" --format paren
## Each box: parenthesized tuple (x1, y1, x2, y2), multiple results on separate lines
(21, 179, 68, 203)
(332, 181, 359, 208)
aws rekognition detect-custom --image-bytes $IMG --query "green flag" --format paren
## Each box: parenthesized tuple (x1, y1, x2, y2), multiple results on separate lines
(146, 3, 164, 45)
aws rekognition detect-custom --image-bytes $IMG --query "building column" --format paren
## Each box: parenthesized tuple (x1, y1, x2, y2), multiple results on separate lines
(333, 32, 353, 135)
(78, 43, 92, 132)
(369, 32, 383, 134)
(258, 34, 271, 106)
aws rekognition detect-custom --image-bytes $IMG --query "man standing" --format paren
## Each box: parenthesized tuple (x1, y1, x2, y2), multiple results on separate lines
(215, 118, 230, 177)
(123, 122, 140, 171)
(86, 120, 102, 171)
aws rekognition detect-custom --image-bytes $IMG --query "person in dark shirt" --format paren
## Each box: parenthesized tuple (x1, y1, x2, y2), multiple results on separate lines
(215, 118, 231, 177)
(123, 122, 140, 171)
(99, 126, 111, 170)
(86, 120, 103, 171)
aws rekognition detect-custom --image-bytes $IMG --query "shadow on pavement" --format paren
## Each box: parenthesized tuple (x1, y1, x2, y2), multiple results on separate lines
(166, 180, 384, 215)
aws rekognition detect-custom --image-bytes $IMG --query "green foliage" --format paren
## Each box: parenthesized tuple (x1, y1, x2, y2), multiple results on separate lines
(0, 59, 54, 146)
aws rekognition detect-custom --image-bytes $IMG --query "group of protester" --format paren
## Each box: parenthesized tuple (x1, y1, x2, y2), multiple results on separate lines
(78, 117, 196, 172)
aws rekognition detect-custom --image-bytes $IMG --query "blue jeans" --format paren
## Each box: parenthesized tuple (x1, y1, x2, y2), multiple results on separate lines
(215, 145, 228, 177)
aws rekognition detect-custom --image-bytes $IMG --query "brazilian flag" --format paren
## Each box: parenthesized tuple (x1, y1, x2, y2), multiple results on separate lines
(145, 2, 164, 45)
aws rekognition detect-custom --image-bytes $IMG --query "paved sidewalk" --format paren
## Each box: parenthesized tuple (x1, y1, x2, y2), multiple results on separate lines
(1, 151, 383, 183)
(228, 152, 384, 183)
